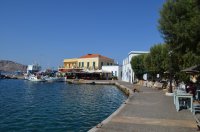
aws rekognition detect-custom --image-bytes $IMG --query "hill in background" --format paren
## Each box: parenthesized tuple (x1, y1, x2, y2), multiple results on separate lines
(0, 60, 27, 72)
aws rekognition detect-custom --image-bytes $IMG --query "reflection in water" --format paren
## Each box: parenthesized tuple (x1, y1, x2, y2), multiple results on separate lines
(0, 80, 127, 132)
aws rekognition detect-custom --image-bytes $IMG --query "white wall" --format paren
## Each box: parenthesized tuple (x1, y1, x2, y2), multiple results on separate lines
(122, 58, 133, 83)
(102, 65, 122, 80)
(122, 51, 149, 84)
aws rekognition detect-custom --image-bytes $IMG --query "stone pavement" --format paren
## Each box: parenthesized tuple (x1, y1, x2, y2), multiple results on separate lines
(95, 81, 197, 132)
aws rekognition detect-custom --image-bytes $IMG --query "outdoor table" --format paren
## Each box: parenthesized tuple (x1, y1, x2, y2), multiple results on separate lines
(174, 90, 193, 112)
(173, 89, 185, 104)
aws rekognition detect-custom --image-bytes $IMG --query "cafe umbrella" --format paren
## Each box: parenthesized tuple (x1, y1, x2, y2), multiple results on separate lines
(181, 65, 200, 84)
(181, 65, 200, 74)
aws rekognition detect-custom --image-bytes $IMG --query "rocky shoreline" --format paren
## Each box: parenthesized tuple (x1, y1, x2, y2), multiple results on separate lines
(0, 60, 27, 73)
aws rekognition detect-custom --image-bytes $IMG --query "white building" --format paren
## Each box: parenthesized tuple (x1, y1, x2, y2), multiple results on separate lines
(122, 51, 149, 83)
(102, 65, 122, 80)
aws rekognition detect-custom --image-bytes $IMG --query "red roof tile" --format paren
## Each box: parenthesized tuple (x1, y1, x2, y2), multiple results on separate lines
(79, 54, 112, 60)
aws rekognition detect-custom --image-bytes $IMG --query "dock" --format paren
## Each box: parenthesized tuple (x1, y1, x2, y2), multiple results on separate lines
(88, 81, 196, 132)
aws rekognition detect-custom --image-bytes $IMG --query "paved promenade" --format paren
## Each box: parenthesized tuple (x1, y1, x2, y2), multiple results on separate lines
(92, 81, 197, 132)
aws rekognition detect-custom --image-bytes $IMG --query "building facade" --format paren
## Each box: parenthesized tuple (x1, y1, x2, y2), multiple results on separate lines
(102, 65, 122, 80)
(122, 51, 149, 84)
(59, 54, 114, 72)
(63, 58, 79, 69)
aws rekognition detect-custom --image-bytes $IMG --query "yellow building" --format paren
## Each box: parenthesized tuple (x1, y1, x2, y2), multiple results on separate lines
(63, 58, 79, 69)
(60, 54, 114, 72)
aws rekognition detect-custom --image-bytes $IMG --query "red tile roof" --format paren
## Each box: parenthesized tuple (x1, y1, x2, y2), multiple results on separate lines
(79, 54, 112, 60)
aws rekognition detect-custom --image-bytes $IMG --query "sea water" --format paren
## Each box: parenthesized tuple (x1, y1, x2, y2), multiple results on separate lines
(0, 79, 127, 132)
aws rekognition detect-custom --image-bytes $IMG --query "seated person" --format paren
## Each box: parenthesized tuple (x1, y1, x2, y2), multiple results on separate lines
(186, 82, 196, 98)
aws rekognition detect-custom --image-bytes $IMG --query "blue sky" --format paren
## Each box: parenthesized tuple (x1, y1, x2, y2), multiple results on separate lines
(0, 0, 165, 69)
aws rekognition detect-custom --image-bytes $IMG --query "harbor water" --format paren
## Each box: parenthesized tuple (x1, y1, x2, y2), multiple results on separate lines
(0, 79, 127, 132)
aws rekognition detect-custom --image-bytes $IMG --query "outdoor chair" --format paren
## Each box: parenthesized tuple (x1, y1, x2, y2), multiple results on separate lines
(193, 103, 200, 115)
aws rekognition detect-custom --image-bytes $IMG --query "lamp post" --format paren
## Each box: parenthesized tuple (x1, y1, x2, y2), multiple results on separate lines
(168, 50, 173, 93)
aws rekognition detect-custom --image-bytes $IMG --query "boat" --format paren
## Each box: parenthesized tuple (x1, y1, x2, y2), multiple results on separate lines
(28, 75, 46, 82)
(44, 76, 65, 82)
(27, 64, 41, 74)
(24, 63, 46, 82)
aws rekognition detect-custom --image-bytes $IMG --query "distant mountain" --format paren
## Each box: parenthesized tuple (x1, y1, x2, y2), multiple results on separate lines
(0, 60, 27, 72)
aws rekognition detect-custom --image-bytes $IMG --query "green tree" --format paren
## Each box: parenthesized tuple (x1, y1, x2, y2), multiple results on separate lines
(150, 44, 165, 75)
(130, 54, 147, 80)
(182, 51, 200, 68)
(158, 0, 200, 56)
(158, 0, 200, 85)
(144, 44, 169, 80)
(131, 44, 169, 81)
(144, 53, 152, 74)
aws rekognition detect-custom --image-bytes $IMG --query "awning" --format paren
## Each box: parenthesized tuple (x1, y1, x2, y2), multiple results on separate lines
(181, 65, 200, 74)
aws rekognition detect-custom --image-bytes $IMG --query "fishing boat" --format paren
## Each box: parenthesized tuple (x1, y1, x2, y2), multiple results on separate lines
(44, 76, 65, 82)
(28, 75, 46, 82)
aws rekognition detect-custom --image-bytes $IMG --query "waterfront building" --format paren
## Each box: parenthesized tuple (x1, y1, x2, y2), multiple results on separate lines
(102, 65, 122, 80)
(59, 54, 114, 72)
(122, 51, 149, 84)
(63, 58, 79, 69)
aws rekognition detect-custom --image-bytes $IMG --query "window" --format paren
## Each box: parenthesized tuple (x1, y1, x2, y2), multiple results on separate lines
(82, 62, 84, 67)
(107, 63, 109, 65)
(87, 62, 89, 68)
(79, 62, 81, 67)
(110, 63, 112, 65)
(115, 71, 117, 76)
(101, 62, 103, 67)
(93, 62, 95, 68)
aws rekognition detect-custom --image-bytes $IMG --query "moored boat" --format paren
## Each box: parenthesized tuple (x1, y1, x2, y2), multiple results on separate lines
(28, 75, 46, 82)
(44, 77, 65, 82)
